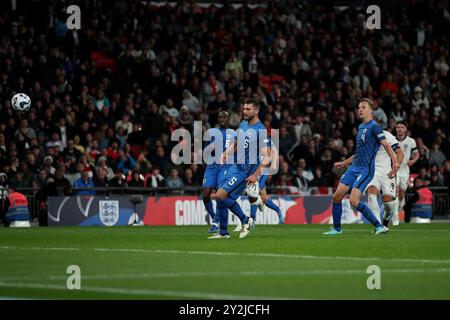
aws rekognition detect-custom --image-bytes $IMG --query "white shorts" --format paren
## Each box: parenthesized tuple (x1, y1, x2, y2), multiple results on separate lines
(397, 175, 409, 191)
(367, 173, 397, 197)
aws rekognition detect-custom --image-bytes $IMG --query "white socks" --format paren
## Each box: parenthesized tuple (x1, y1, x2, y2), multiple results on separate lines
(368, 194, 381, 223)
(383, 199, 397, 222)
(392, 198, 400, 225)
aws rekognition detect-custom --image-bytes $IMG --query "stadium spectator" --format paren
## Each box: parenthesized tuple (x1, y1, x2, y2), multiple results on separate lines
(109, 169, 127, 189)
(145, 166, 165, 189)
(166, 168, 184, 194)
(128, 171, 144, 188)
(73, 168, 95, 195)
(0, 0, 447, 203)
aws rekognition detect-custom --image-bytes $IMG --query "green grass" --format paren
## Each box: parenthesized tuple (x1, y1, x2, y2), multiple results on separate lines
(0, 224, 450, 299)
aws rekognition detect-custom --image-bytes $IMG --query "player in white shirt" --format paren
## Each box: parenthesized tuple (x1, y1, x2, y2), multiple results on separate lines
(395, 121, 419, 225)
(366, 130, 404, 227)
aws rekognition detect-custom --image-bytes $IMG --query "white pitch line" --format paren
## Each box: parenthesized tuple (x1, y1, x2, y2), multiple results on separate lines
(1, 245, 450, 264)
(1, 268, 450, 283)
(0, 281, 293, 300)
(298, 228, 449, 233)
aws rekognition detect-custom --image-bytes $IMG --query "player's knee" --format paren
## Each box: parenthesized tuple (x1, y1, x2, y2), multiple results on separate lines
(333, 193, 344, 203)
(349, 198, 359, 208)
(261, 194, 269, 203)
(202, 189, 211, 202)
(215, 189, 227, 201)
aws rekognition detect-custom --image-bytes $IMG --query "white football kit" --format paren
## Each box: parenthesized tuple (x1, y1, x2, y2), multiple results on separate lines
(397, 136, 418, 190)
(366, 130, 400, 197)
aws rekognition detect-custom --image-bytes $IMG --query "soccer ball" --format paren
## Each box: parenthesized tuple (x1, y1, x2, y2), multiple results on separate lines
(11, 93, 31, 112)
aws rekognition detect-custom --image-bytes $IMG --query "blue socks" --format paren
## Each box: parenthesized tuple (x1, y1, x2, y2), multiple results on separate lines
(217, 206, 229, 235)
(266, 199, 282, 218)
(250, 205, 257, 220)
(219, 198, 248, 225)
(356, 202, 383, 228)
(204, 200, 215, 221)
(332, 202, 343, 231)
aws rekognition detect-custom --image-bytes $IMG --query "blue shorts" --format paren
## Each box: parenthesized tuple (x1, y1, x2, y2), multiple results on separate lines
(202, 165, 227, 189)
(259, 174, 269, 190)
(340, 166, 374, 192)
(218, 165, 250, 200)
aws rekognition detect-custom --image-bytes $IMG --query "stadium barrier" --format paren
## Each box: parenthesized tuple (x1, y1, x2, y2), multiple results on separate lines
(1, 187, 448, 226)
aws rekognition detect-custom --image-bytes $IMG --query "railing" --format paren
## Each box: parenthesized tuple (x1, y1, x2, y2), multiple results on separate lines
(1, 186, 448, 224)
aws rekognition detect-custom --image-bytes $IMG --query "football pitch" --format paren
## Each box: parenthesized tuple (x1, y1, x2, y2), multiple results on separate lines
(0, 224, 449, 300)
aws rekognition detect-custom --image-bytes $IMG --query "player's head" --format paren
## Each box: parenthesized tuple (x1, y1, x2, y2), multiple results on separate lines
(217, 111, 230, 128)
(242, 99, 260, 121)
(357, 98, 374, 121)
(396, 121, 407, 137)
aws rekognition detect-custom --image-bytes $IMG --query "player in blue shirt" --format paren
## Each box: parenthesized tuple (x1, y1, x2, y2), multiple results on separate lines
(202, 111, 234, 233)
(209, 99, 271, 239)
(323, 98, 400, 235)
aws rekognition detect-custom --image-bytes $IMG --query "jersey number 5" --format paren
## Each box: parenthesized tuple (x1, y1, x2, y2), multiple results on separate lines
(228, 177, 238, 185)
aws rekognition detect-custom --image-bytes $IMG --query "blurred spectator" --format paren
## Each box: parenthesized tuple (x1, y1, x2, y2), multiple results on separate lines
(109, 169, 127, 188)
(166, 168, 184, 194)
(128, 171, 144, 188)
(0, 0, 447, 199)
(145, 166, 165, 188)
(429, 143, 446, 168)
(73, 168, 95, 195)
(293, 167, 309, 191)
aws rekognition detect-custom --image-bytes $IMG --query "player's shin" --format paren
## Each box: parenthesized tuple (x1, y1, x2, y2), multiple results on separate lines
(391, 198, 400, 226)
(383, 200, 396, 225)
(216, 206, 229, 235)
(265, 199, 282, 218)
(356, 202, 383, 228)
(368, 194, 381, 223)
(250, 204, 257, 221)
(332, 202, 343, 231)
(203, 199, 215, 222)
(218, 198, 248, 225)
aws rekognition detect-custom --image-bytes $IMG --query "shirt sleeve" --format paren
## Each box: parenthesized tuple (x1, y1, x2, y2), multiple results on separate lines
(372, 123, 385, 142)
(411, 138, 418, 152)
(388, 133, 400, 150)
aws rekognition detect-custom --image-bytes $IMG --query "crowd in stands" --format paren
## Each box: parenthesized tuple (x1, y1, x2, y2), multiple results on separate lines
(0, 0, 449, 197)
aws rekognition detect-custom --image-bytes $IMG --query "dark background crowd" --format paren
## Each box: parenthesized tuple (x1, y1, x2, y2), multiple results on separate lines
(0, 0, 449, 199)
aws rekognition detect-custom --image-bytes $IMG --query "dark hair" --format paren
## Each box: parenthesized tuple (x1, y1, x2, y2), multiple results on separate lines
(359, 98, 374, 109)
(396, 121, 407, 128)
(244, 98, 260, 109)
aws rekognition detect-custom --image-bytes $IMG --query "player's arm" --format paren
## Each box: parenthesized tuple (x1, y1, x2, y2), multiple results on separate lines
(408, 145, 419, 167)
(380, 139, 400, 177)
(394, 145, 404, 169)
(269, 145, 278, 171)
(219, 140, 237, 164)
(373, 125, 400, 174)
(246, 146, 271, 184)
(334, 155, 354, 169)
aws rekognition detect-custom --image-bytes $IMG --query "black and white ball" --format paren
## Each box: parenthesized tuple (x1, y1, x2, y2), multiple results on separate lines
(11, 93, 31, 112)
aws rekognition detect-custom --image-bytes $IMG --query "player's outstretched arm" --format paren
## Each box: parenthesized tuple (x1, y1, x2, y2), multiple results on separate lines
(334, 155, 354, 169)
